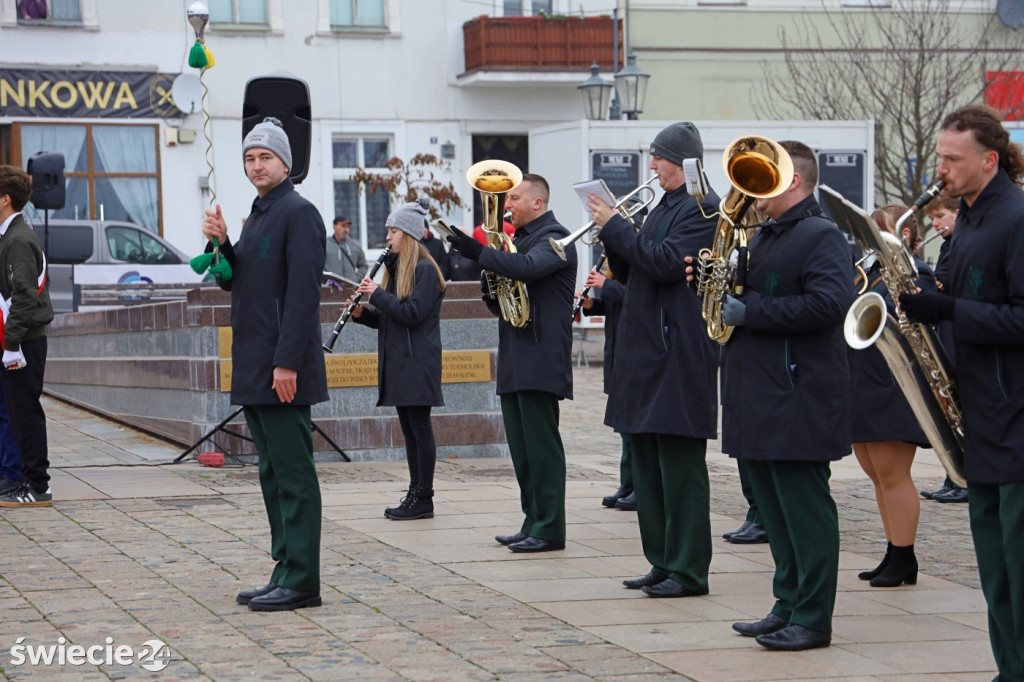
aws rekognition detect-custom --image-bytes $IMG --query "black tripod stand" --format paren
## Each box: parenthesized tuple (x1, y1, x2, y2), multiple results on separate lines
(175, 407, 349, 463)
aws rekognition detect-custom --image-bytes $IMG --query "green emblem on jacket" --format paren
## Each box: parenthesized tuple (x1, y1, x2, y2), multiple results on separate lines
(258, 235, 271, 258)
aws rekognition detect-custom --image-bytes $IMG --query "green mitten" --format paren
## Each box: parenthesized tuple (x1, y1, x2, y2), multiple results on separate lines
(208, 258, 232, 280)
(190, 251, 214, 274)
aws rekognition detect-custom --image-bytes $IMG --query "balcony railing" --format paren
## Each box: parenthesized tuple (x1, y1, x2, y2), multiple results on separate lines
(463, 15, 621, 73)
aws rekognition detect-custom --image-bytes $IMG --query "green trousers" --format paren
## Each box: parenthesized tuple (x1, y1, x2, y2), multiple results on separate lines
(619, 435, 633, 488)
(244, 404, 321, 592)
(623, 433, 710, 594)
(745, 459, 839, 633)
(737, 459, 761, 524)
(969, 482, 1024, 682)
(501, 391, 566, 543)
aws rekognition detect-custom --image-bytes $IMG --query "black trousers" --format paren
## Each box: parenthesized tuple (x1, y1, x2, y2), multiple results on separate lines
(0, 336, 49, 492)
(395, 405, 436, 495)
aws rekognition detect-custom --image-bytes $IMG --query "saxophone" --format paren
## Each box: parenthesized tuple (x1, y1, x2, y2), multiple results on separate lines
(466, 160, 530, 328)
(821, 184, 966, 488)
(693, 136, 794, 344)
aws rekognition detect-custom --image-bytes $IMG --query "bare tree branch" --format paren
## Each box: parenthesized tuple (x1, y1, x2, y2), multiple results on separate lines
(755, 0, 1024, 205)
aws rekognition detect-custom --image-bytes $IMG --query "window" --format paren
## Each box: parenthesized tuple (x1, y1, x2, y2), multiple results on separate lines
(208, 0, 267, 24)
(106, 225, 180, 264)
(19, 123, 161, 234)
(503, 0, 553, 16)
(16, 0, 80, 23)
(330, 0, 385, 27)
(332, 136, 392, 250)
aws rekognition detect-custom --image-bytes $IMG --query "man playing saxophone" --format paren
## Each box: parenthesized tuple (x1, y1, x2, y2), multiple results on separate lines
(586, 122, 720, 598)
(447, 173, 577, 553)
(899, 104, 1024, 682)
(720, 141, 853, 650)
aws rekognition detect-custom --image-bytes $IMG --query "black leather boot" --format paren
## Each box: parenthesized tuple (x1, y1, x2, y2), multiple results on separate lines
(386, 488, 434, 520)
(858, 542, 892, 581)
(870, 543, 917, 587)
(384, 487, 414, 518)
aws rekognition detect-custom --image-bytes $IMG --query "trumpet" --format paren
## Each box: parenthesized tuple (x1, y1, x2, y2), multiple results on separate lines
(549, 177, 658, 261)
(323, 244, 392, 353)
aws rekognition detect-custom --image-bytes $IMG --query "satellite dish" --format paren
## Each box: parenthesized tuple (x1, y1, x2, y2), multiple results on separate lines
(171, 73, 202, 115)
(997, 0, 1024, 29)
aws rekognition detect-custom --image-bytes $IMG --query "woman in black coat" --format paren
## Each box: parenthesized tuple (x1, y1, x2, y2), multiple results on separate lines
(350, 203, 446, 520)
(850, 205, 936, 587)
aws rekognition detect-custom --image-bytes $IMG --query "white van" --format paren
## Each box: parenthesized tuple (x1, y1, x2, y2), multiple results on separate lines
(28, 219, 205, 313)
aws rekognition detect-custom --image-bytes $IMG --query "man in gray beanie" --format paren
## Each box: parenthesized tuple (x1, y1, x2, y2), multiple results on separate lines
(584, 122, 721, 599)
(201, 115, 328, 612)
(648, 121, 703, 168)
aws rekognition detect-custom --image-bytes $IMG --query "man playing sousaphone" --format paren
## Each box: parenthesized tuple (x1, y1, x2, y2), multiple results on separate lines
(586, 122, 720, 598)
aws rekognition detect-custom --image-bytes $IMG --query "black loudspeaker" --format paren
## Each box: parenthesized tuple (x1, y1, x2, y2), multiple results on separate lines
(242, 76, 312, 184)
(26, 152, 66, 210)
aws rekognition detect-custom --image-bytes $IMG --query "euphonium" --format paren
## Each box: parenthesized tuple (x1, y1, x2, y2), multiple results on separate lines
(693, 136, 794, 344)
(822, 184, 966, 488)
(467, 160, 531, 328)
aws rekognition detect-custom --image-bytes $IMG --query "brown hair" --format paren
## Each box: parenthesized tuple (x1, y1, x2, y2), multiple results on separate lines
(941, 104, 1024, 186)
(873, 204, 921, 253)
(0, 165, 32, 211)
(779, 140, 818, 191)
(382, 240, 446, 300)
(521, 173, 550, 205)
(926, 191, 960, 214)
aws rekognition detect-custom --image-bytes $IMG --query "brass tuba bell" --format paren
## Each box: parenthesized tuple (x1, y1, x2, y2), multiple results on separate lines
(466, 160, 531, 328)
(694, 136, 794, 344)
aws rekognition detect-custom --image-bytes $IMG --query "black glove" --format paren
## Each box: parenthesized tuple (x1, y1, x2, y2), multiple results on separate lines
(480, 272, 493, 298)
(446, 232, 483, 261)
(898, 291, 956, 324)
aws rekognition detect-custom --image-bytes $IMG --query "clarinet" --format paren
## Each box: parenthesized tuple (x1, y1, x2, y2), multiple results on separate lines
(571, 254, 607, 320)
(323, 244, 392, 353)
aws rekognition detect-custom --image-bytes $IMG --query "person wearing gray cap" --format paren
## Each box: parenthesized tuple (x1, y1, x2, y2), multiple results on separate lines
(201, 117, 328, 612)
(585, 122, 719, 598)
(349, 201, 447, 520)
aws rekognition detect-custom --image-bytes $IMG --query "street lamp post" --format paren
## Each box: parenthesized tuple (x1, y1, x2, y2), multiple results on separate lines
(614, 53, 650, 120)
(577, 62, 613, 122)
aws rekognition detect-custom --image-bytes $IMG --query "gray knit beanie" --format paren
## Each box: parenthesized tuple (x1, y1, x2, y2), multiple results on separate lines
(386, 202, 429, 242)
(242, 117, 292, 170)
(649, 122, 703, 167)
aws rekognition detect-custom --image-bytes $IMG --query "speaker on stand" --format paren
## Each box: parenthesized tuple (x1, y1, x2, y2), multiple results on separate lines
(26, 151, 67, 259)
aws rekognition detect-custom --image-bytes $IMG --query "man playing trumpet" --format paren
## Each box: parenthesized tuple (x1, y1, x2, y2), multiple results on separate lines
(586, 122, 720, 598)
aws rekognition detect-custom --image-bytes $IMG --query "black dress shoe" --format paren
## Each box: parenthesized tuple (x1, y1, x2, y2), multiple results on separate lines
(248, 586, 322, 611)
(623, 571, 666, 589)
(732, 612, 788, 637)
(614, 491, 636, 511)
(495, 532, 528, 546)
(508, 537, 565, 553)
(640, 578, 706, 598)
(727, 522, 768, 544)
(932, 487, 968, 503)
(723, 519, 752, 540)
(920, 484, 954, 500)
(236, 581, 277, 605)
(602, 485, 633, 508)
(755, 624, 831, 651)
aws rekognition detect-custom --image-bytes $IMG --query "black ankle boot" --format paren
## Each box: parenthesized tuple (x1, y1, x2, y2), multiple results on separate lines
(386, 489, 434, 520)
(858, 542, 892, 581)
(384, 487, 414, 518)
(870, 543, 917, 587)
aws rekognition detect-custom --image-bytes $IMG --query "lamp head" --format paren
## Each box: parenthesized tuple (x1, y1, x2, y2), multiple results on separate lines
(187, 2, 209, 40)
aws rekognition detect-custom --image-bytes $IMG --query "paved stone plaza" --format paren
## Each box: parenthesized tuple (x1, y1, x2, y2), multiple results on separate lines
(0, 357, 995, 681)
